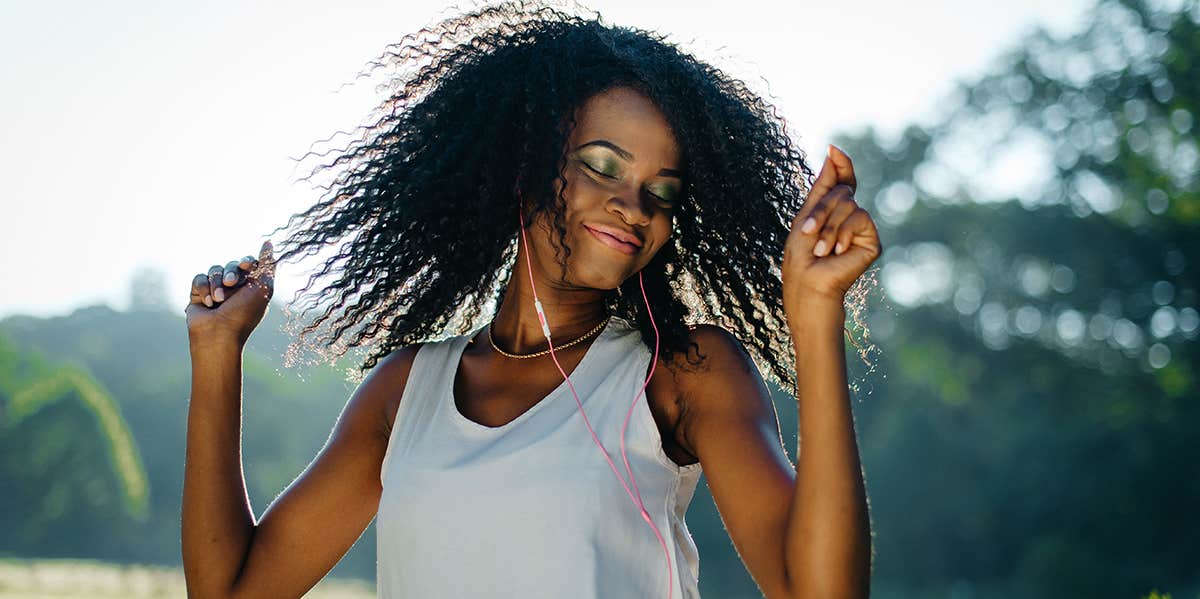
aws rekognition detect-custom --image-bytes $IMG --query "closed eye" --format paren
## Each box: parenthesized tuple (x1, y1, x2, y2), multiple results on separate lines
(580, 160, 616, 179)
(647, 191, 674, 206)
(579, 158, 677, 207)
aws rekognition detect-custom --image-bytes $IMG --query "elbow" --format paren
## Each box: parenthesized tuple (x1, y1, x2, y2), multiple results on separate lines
(183, 571, 243, 599)
(792, 580, 868, 599)
(783, 572, 870, 599)
(184, 582, 237, 599)
(788, 586, 869, 599)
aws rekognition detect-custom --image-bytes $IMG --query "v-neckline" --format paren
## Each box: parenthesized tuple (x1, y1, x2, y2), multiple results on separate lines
(447, 318, 614, 432)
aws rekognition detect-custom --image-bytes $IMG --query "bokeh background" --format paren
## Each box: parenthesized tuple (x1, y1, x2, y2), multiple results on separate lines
(2, 0, 1197, 597)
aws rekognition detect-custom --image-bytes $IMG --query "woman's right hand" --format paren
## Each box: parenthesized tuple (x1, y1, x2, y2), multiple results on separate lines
(185, 240, 276, 347)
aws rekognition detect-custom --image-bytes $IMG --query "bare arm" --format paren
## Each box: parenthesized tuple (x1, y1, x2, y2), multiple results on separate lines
(777, 144, 879, 597)
(182, 335, 255, 598)
(181, 337, 419, 599)
(783, 301, 871, 598)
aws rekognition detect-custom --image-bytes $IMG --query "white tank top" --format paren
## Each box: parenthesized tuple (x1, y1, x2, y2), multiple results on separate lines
(377, 315, 704, 598)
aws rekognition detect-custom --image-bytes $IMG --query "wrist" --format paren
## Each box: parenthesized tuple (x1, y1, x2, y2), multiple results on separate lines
(786, 295, 846, 327)
(189, 330, 246, 354)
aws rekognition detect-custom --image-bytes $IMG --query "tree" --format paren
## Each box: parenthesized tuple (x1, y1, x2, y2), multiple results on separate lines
(822, 0, 1198, 595)
(127, 266, 170, 313)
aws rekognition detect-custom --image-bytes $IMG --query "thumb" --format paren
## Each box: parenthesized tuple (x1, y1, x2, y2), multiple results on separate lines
(252, 239, 276, 278)
(798, 150, 836, 220)
(258, 239, 274, 269)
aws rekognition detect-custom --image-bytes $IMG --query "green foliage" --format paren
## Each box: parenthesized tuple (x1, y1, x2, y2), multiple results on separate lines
(0, 333, 150, 555)
(806, 0, 1199, 596)
(7, 363, 149, 521)
(0, 303, 368, 576)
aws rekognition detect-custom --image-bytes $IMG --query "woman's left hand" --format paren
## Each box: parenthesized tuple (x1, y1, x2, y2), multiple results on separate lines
(782, 144, 882, 316)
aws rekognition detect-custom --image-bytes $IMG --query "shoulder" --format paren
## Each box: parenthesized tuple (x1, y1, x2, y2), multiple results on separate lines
(676, 323, 756, 377)
(369, 343, 426, 438)
(307, 343, 427, 467)
(666, 324, 767, 456)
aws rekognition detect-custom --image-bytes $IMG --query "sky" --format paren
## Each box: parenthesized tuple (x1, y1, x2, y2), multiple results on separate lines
(0, 0, 1092, 319)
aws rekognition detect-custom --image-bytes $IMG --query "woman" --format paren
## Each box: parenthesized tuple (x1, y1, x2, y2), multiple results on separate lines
(182, 2, 880, 598)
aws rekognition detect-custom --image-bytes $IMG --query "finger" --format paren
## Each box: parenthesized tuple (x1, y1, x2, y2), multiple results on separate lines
(245, 268, 275, 302)
(222, 260, 242, 287)
(191, 273, 212, 307)
(800, 152, 839, 224)
(816, 199, 864, 258)
(834, 213, 884, 272)
(796, 181, 854, 242)
(828, 144, 857, 193)
(834, 209, 862, 255)
(238, 254, 258, 272)
(813, 195, 859, 257)
(252, 240, 275, 279)
(207, 264, 226, 303)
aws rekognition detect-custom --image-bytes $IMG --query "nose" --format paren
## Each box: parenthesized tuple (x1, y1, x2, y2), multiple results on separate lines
(607, 183, 651, 226)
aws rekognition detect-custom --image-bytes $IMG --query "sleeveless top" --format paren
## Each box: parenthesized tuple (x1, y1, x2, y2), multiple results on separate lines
(377, 315, 704, 598)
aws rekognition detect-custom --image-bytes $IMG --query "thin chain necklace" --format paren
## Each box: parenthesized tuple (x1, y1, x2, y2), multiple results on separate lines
(487, 314, 611, 359)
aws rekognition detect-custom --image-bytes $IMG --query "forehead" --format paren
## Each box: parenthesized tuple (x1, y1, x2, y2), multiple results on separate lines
(569, 87, 681, 164)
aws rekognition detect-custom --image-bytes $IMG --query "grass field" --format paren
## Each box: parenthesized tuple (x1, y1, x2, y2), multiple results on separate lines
(0, 558, 375, 598)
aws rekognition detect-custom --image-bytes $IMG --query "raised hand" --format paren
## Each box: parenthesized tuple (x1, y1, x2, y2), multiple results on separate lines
(782, 145, 882, 315)
(184, 240, 276, 346)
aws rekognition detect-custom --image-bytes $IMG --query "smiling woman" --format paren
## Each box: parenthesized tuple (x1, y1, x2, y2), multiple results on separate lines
(180, 1, 877, 598)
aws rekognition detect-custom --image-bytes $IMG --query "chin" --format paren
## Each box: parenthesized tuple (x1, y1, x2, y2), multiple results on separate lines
(568, 257, 632, 291)
(575, 270, 626, 292)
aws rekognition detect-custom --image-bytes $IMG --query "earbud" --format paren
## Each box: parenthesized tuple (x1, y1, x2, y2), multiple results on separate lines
(516, 200, 674, 599)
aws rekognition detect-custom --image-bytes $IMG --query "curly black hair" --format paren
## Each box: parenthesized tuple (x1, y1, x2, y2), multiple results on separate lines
(266, 0, 874, 396)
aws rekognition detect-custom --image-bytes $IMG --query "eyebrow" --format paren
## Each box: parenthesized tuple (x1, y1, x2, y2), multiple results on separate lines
(574, 140, 684, 179)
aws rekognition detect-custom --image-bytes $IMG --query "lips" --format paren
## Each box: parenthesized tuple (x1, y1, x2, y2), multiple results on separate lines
(584, 224, 640, 255)
(585, 223, 642, 247)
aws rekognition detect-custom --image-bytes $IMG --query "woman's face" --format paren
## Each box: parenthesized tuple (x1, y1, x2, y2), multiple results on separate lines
(526, 86, 684, 291)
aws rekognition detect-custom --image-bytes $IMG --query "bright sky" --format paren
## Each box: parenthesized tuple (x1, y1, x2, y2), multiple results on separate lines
(0, 0, 1091, 319)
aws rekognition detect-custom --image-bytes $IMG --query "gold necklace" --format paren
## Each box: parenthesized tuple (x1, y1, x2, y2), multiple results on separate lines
(487, 314, 611, 359)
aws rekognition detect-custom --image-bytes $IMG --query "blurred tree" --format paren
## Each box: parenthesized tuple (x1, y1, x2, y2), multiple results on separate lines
(0, 302, 374, 577)
(822, 0, 1199, 596)
(0, 333, 149, 559)
(127, 266, 171, 313)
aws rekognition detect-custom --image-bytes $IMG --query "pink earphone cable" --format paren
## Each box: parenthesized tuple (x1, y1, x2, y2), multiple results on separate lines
(517, 204, 674, 599)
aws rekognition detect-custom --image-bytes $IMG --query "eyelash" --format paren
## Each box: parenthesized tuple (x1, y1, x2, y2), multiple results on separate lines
(579, 160, 676, 206)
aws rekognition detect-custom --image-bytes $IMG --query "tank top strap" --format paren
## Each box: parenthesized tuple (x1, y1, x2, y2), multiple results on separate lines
(379, 334, 469, 487)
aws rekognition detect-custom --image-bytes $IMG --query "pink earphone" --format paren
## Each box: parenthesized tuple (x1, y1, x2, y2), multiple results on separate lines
(517, 197, 676, 599)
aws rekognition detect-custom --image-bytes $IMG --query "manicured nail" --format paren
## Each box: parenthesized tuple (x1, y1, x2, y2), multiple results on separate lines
(224, 271, 237, 285)
(801, 217, 817, 234)
(203, 294, 213, 307)
(813, 240, 828, 256)
(835, 241, 845, 254)
(213, 287, 225, 302)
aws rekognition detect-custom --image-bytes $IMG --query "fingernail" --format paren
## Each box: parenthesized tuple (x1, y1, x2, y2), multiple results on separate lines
(203, 294, 213, 307)
(213, 287, 225, 302)
(835, 241, 845, 254)
(813, 240, 828, 256)
(802, 217, 817, 234)
(224, 272, 237, 285)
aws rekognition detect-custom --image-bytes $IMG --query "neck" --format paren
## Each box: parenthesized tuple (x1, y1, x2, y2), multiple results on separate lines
(487, 244, 610, 354)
